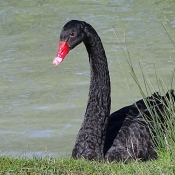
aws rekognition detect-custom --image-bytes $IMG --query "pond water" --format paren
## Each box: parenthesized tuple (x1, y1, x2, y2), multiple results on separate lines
(0, 0, 175, 157)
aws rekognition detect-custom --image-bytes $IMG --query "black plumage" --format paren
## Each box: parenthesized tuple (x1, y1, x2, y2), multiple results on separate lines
(54, 20, 175, 162)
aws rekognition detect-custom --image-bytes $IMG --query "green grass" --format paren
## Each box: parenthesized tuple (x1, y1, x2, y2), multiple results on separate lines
(0, 150, 175, 175)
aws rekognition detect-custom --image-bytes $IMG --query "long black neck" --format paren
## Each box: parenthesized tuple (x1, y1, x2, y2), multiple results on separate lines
(72, 23, 111, 160)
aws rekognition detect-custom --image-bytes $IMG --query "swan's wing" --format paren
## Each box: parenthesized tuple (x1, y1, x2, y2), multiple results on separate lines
(104, 90, 175, 162)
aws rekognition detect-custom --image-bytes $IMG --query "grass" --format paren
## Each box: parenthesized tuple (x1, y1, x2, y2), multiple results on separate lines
(0, 150, 175, 174)
(114, 21, 175, 147)
(128, 58, 175, 150)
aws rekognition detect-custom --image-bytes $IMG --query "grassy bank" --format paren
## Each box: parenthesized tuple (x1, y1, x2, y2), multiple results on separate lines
(0, 149, 175, 174)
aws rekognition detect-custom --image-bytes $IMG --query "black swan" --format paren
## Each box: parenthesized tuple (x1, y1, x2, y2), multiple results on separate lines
(53, 20, 175, 162)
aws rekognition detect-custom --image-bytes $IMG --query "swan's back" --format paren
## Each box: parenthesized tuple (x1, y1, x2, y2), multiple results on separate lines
(104, 90, 175, 162)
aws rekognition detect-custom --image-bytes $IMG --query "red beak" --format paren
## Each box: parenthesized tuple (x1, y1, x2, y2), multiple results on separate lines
(53, 41, 70, 66)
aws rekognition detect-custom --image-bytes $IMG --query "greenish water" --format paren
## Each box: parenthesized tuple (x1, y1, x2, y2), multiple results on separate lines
(0, 0, 175, 157)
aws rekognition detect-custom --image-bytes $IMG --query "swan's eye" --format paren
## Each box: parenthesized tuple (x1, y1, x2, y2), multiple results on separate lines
(70, 32, 75, 37)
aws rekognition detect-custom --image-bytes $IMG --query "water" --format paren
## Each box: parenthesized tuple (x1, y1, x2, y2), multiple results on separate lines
(0, 0, 175, 157)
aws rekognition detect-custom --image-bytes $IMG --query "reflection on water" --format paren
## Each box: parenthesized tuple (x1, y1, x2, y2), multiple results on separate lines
(0, 0, 175, 157)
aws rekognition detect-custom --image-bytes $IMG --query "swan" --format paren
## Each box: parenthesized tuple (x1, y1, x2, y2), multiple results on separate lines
(53, 20, 174, 162)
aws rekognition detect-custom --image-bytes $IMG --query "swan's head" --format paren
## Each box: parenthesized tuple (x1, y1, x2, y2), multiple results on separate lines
(53, 20, 86, 66)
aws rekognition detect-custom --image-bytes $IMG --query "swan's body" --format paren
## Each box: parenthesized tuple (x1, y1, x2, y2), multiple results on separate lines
(53, 20, 174, 162)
